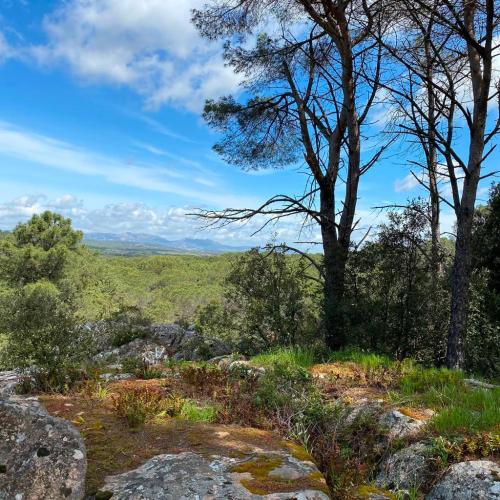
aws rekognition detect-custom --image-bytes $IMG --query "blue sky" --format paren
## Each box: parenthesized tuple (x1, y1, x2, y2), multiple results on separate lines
(0, 1, 497, 247)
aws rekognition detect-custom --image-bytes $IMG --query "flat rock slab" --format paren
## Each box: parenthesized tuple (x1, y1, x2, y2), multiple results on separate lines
(426, 460, 500, 499)
(0, 398, 86, 500)
(99, 451, 329, 499)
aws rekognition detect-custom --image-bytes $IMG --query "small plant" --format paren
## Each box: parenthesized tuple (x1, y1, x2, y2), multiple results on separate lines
(180, 400, 218, 422)
(94, 383, 109, 399)
(430, 432, 500, 468)
(111, 386, 184, 427)
(178, 363, 228, 395)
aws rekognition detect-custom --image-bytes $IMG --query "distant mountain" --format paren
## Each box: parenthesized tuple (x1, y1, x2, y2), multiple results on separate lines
(83, 232, 249, 255)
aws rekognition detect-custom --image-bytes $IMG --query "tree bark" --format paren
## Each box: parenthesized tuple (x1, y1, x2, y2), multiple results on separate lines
(445, 0, 493, 369)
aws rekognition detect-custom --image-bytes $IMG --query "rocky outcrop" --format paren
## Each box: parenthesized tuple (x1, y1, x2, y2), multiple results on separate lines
(376, 442, 431, 491)
(94, 323, 230, 364)
(426, 460, 500, 499)
(0, 392, 86, 500)
(0, 370, 22, 398)
(98, 451, 329, 499)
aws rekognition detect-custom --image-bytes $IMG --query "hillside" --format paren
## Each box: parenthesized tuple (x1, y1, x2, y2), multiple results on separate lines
(84, 232, 249, 256)
(75, 252, 235, 323)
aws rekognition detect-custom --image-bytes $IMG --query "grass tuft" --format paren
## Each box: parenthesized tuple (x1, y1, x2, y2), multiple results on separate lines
(328, 347, 394, 370)
(180, 400, 218, 423)
(251, 346, 320, 369)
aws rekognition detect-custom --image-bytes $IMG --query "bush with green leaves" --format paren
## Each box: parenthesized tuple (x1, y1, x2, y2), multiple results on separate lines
(195, 248, 320, 354)
(0, 212, 86, 381)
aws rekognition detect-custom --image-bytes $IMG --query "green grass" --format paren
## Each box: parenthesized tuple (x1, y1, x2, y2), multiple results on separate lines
(180, 400, 218, 423)
(396, 367, 499, 435)
(251, 346, 320, 369)
(328, 347, 395, 370)
(399, 367, 465, 395)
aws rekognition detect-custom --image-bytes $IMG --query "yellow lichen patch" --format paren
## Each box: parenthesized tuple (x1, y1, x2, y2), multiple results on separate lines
(232, 455, 329, 496)
(283, 440, 314, 462)
(398, 406, 432, 421)
(339, 386, 388, 403)
(232, 455, 284, 478)
(41, 391, 323, 496)
(310, 362, 359, 381)
(355, 484, 397, 499)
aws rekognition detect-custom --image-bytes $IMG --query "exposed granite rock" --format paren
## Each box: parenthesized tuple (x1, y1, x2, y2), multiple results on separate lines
(99, 451, 329, 499)
(463, 378, 499, 390)
(379, 410, 431, 440)
(0, 370, 21, 398)
(426, 460, 500, 499)
(94, 323, 230, 363)
(0, 397, 86, 500)
(99, 372, 136, 382)
(344, 399, 384, 428)
(376, 442, 431, 491)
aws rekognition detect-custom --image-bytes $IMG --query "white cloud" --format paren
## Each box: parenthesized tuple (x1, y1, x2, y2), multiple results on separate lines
(0, 120, 256, 208)
(31, 0, 241, 112)
(0, 32, 13, 62)
(0, 194, 321, 247)
(394, 172, 421, 192)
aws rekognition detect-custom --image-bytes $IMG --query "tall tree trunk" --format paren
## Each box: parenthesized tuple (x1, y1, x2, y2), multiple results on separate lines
(320, 184, 349, 350)
(446, 176, 479, 368)
(445, 0, 492, 369)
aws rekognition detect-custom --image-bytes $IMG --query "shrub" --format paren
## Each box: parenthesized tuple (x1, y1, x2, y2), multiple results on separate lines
(195, 248, 320, 354)
(0, 281, 89, 385)
(111, 386, 184, 427)
(0, 212, 86, 384)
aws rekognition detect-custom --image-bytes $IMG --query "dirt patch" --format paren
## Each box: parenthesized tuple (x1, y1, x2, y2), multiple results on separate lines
(40, 390, 319, 496)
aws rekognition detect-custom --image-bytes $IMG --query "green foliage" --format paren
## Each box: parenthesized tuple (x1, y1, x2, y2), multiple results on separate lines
(0, 211, 82, 285)
(397, 367, 499, 435)
(72, 252, 232, 323)
(196, 248, 320, 354)
(121, 356, 164, 379)
(429, 387, 500, 435)
(0, 213, 86, 379)
(345, 201, 451, 366)
(180, 400, 218, 422)
(254, 360, 312, 409)
(107, 305, 151, 347)
(328, 348, 394, 370)
(0, 281, 80, 370)
(399, 368, 465, 395)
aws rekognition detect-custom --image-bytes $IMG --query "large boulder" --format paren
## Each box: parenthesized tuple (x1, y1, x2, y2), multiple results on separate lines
(426, 460, 500, 499)
(376, 442, 431, 491)
(98, 451, 329, 499)
(0, 397, 86, 500)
